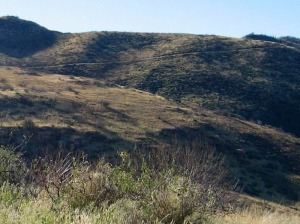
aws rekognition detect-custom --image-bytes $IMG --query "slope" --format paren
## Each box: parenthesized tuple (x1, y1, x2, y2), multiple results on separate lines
(0, 17, 299, 136)
(0, 16, 59, 58)
(0, 66, 300, 206)
(0, 17, 300, 206)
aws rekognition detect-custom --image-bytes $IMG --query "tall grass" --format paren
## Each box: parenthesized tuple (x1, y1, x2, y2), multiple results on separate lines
(215, 206, 300, 224)
(0, 140, 237, 223)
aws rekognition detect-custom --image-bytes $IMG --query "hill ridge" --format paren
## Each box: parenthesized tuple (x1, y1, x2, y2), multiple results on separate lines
(0, 16, 59, 58)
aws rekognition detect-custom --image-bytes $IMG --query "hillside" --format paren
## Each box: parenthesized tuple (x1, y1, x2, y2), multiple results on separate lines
(0, 17, 300, 208)
(1, 17, 299, 137)
(0, 16, 58, 58)
(1, 66, 300, 205)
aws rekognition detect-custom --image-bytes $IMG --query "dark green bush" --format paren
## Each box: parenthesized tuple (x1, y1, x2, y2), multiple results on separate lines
(0, 146, 27, 185)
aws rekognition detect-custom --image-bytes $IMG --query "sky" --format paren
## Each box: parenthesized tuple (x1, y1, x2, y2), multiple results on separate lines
(1, 0, 299, 38)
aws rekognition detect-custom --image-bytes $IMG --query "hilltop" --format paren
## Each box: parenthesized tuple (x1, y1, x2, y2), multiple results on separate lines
(0, 17, 300, 208)
(0, 16, 58, 58)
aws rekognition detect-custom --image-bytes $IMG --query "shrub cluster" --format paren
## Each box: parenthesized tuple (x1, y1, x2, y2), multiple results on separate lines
(0, 140, 236, 223)
(0, 146, 27, 185)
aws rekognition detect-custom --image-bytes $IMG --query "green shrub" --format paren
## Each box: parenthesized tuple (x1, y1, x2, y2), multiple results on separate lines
(65, 159, 118, 209)
(0, 182, 24, 204)
(0, 146, 27, 185)
(0, 139, 235, 223)
(22, 119, 36, 130)
(61, 140, 235, 223)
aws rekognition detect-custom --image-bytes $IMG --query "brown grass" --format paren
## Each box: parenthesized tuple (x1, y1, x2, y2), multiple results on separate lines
(217, 206, 300, 224)
(0, 66, 300, 208)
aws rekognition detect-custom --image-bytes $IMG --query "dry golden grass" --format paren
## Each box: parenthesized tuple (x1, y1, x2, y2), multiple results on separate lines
(217, 206, 300, 224)
(1, 66, 300, 207)
(1, 19, 299, 138)
(1, 66, 298, 147)
(0, 66, 197, 141)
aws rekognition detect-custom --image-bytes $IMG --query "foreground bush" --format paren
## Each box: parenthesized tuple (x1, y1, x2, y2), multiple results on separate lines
(0, 146, 27, 185)
(0, 140, 236, 223)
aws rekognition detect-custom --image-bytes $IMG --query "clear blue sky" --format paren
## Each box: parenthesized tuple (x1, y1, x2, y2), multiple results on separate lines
(1, 0, 299, 38)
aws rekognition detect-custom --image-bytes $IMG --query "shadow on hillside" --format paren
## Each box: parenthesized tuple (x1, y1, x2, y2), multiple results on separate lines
(86, 32, 158, 57)
(138, 60, 300, 137)
(0, 95, 136, 158)
(0, 95, 139, 136)
(0, 125, 133, 161)
(0, 17, 58, 58)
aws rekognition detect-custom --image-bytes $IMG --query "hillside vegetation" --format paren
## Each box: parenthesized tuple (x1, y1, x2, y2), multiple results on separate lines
(0, 16, 300, 221)
(0, 16, 58, 58)
(0, 66, 299, 205)
(1, 17, 299, 137)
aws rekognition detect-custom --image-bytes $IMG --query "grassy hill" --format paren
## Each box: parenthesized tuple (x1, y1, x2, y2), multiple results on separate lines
(0, 16, 300, 211)
(0, 16, 58, 58)
(1, 17, 299, 137)
(1, 66, 299, 205)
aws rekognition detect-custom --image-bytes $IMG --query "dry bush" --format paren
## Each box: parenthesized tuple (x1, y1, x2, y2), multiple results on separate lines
(0, 137, 237, 223)
(137, 140, 234, 193)
(125, 139, 237, 222)
(65, 159, 118, 209)
(29, 151, 84, 202)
